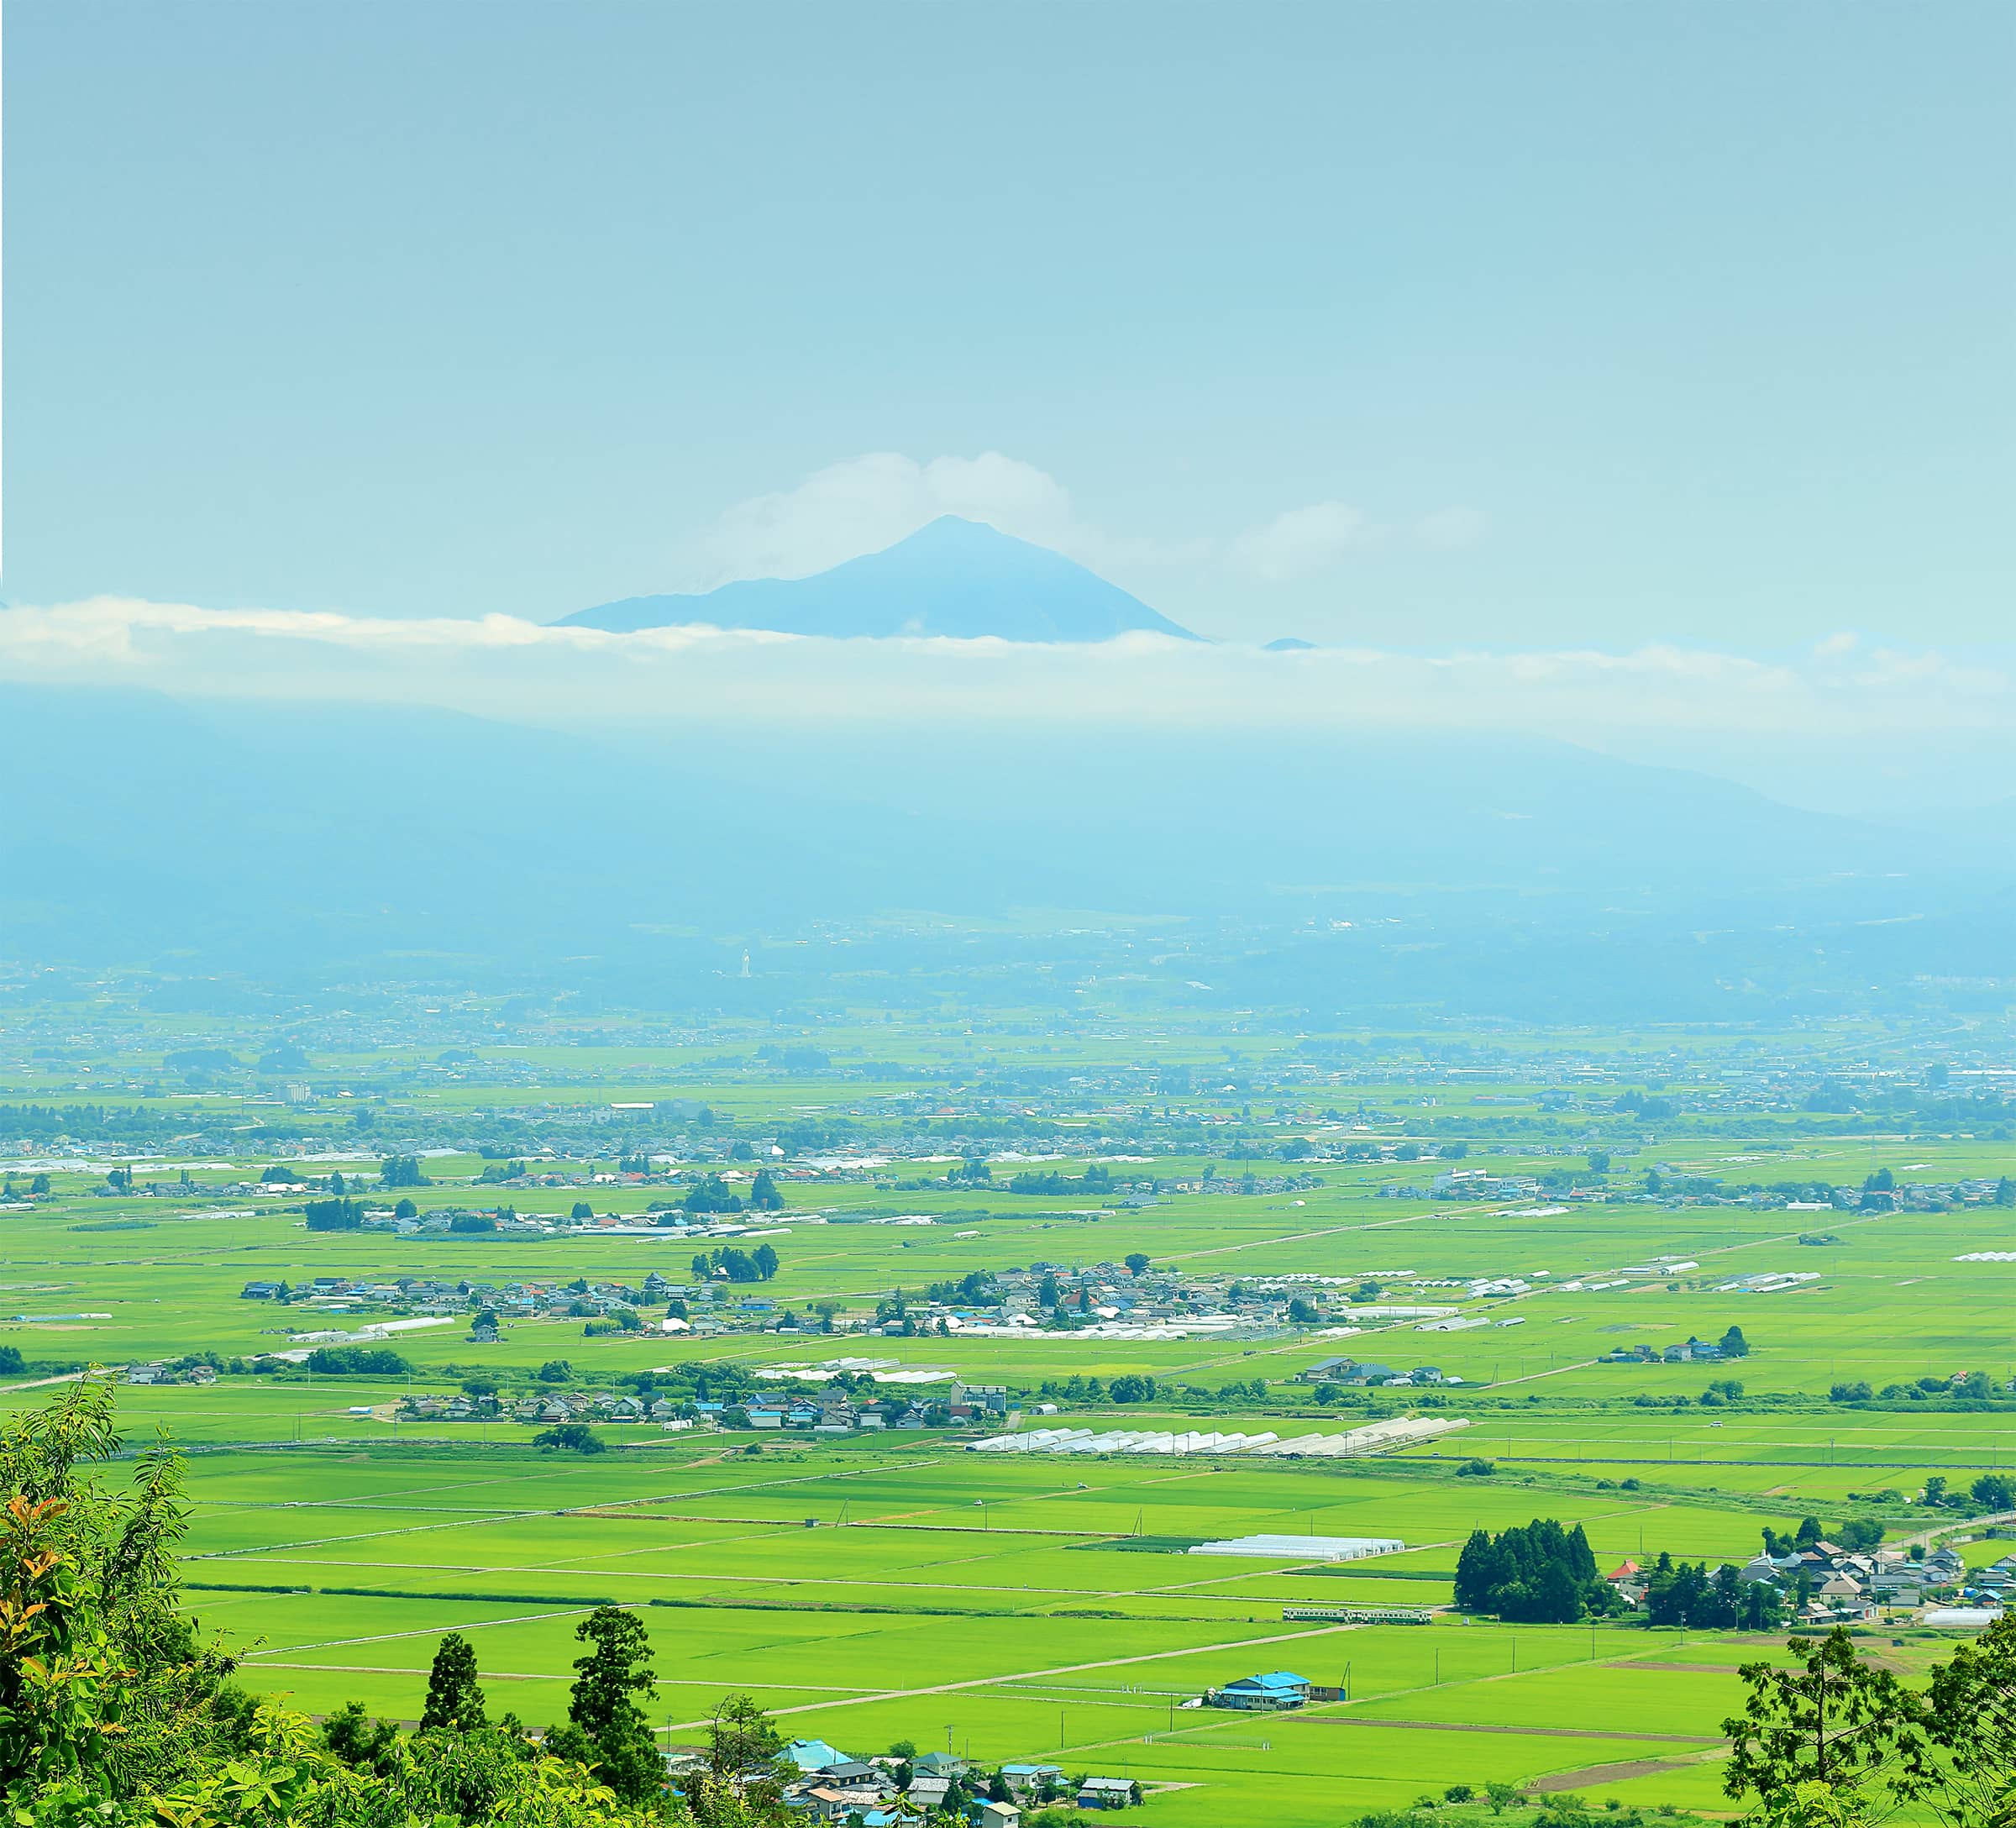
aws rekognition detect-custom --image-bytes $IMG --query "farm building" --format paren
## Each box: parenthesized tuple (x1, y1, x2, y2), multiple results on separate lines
(1000, 1762, 1063, 1796)
(1191, 1533, 1404, 1562)
(1295, 1355, 1357, 1382)
(1210, 1670, 1312, 1710)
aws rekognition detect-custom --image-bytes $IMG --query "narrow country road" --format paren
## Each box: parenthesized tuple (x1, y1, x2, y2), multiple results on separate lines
(660, 1621, 1355, 1731)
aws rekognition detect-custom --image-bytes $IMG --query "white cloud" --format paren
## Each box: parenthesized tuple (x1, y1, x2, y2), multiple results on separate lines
(1229, 502, 1372, 583)
(682, 454, 1477, 592)
(9, 595, 2008, 818)
(1223, 499, 1488, 581)
(692, 451, 1079, 586)
(3, 598, 2008, 762)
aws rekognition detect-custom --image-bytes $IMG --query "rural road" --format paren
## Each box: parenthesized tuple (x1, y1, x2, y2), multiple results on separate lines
(659, 1620, 1357, 1732)
(1893, 1506, 2016, 1551)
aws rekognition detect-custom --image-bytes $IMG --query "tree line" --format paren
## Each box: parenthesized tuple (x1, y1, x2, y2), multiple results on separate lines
(1453, 1518, 1620, 1623)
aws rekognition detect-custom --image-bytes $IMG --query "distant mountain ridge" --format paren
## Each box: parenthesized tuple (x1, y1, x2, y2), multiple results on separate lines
(3, 682, 1966, 1001)
(557, 515, 1197, 642)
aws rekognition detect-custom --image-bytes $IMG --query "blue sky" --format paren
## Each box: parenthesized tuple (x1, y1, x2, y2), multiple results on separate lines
(6, 2, 2011, 649)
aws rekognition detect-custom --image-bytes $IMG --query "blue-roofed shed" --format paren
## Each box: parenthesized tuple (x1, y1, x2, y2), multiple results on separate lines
(782, 1737, 845, 1773)
(1215, 1670, 1312, 1710)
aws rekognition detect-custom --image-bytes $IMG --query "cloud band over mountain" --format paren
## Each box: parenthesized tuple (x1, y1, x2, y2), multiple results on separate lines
(3, 592, 2008, 817)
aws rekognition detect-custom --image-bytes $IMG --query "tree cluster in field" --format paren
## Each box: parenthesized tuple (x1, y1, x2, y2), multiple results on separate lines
(0, 1101, 192, 1141)
(1801, 1075, 2016, 1129)
(679, 1173, 745, 1213)
(1633, 1377, 1748, 1410)
(1032, 1374, 1162, 1405)
(1830, 1369, 2015, 1409)
(580, 1309, 643, 1336)
(1006, 1164, 1113, 1196)
(668, 1170, 785, 1216)
(926, 1270, 1002, 1306)
(303, 1345, 413, 1377)
(304, 1195, 365, 1230)
(689, 1242, 780, 1283)
(1453, 1519, 1620, 1623)
(533, 1421, 606, 1454)
(1756, 1515, 1887, 1557)
(1825, 1473, 2013, 1516)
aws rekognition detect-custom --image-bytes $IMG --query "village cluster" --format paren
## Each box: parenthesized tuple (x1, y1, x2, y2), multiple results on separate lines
(228, 1259, 1467, 1343)
(398, 1376, 1012, 1435)
(1607, 1531, 2015, 1628)
(752, 1662, 1350, 1828)
(759, 1739, 1143, 1825)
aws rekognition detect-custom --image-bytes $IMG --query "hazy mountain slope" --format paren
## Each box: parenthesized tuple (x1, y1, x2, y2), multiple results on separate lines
(7, 682, 1985, 1017)
(558, 516, 1198, 640)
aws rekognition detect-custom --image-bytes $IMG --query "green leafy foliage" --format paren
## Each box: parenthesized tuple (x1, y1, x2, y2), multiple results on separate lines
(1723, 1627, 1921, 1813)
(0, 1379, 786, 1826)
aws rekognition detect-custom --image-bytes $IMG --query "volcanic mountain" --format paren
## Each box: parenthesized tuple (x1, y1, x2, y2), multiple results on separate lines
(557, 514, 1197, 641)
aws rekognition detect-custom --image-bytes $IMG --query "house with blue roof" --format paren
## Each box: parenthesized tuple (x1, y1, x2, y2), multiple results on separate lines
(999, 1762, 1063, 1796)
(1211, 1670, 1312, 1710)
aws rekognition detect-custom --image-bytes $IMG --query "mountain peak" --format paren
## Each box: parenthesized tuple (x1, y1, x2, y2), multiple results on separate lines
(558, 517, 1196, 642)
(905, 512, 1016, 544)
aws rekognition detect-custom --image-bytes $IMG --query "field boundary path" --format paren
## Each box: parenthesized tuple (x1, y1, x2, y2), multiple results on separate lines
(659, 1621, 1359, 1732)
(1312, 1719, 1721, 1744)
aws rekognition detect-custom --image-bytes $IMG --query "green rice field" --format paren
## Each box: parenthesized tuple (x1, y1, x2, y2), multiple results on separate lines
(5, 1011, 2013, 1824)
